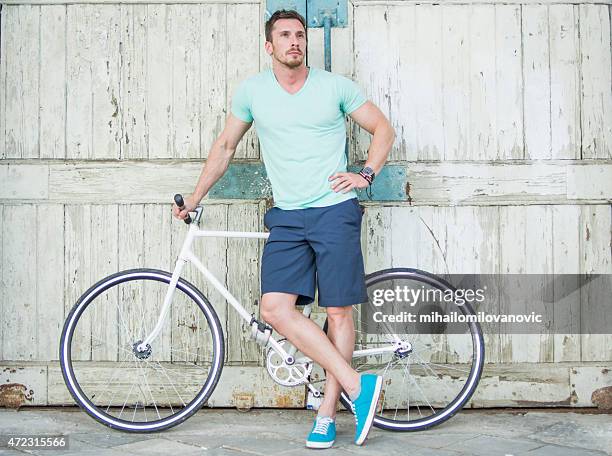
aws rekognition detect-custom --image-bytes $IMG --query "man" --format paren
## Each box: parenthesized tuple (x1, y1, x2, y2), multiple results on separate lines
(173, 9, 395, 448)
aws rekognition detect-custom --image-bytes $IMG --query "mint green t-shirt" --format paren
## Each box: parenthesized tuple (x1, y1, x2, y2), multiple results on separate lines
(231, 67, 367, 210)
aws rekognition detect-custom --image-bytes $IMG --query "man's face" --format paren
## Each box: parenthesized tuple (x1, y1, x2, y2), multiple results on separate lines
(265, 18, 307, 68)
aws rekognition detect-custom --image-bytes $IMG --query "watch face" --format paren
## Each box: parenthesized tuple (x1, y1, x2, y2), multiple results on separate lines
(362, 167, 375, 177)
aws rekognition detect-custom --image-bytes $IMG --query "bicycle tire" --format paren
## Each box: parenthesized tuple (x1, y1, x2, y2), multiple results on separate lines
(324, 267, 485, 432)
(59, 268, 225, 433)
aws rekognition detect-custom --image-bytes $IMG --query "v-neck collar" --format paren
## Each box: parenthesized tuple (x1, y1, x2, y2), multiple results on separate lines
(270, 66, 312, 96)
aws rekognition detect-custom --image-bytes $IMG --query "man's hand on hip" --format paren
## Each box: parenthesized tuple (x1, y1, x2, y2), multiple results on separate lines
(329, 172, 370, 193)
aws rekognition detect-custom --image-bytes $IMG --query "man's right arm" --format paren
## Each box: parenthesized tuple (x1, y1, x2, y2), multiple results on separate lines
(174, 114, 252, 220)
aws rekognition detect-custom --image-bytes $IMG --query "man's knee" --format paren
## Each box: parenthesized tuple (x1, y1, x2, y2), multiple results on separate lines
(260, 292, 298, 326)
(326, 306, 353, 327)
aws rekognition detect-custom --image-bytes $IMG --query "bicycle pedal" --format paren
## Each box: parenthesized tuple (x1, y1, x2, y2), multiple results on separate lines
(306, 391, 323, 410)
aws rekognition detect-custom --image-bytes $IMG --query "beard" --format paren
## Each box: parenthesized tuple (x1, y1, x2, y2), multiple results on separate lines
(272, 49, 304, 68)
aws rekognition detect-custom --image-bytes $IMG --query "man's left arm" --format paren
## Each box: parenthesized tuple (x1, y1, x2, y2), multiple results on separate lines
(329, 101, 396, 193)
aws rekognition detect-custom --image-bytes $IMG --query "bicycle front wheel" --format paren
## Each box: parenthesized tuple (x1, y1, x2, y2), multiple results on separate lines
(59, 269, 225, 433)
(327, 268, 485, 432)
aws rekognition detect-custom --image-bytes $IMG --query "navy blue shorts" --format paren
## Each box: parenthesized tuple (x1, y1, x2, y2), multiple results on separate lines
(261, 197, 369, 307)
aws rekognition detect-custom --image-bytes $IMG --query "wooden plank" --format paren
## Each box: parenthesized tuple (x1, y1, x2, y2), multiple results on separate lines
(187, 204, 229, 364)
(523, 4, 551, 159)
(391, 206, 447, 366)
(353, 0, 612, 4)
(200, 4, 227, 157)
(495, 4, 523, 159)
(40, 5, 67, 159)
(353, 5, 411, 162)
(441, 5, 470, 161)
(117, 204, 145, 363)
(226, 3, 260, 159)
(2, 0, 604, 4)
(36, 205, 65, 361)
(33, 160, 612, 204)
(226, 203, 261, 363)
(120, 4, 148, 159)
(579, 4, 612, 159)
(35, 359, 612, 408)
(445, 206, 500, 364)
(415, 5, 443, 160)
(579, 205, 612, 362)
(407, 162, 567, 205)
(360, 205, 393, 372)
(470, 363, 571, 407)
(551, 205, 581, 363)
(392, 206, 448, 274)
(2, 205, 37, 360)
(570, 365, 612, 406)
(90, 205, 119, 362)
(0, 5, 5, 159)
(91, 5, 122, 159)
(64, 205, 93, 361)
(567, 164, 612, 199)
(0, 164, 48, 199)
(46, 363, 303, 408)
(0, 365, 48, 406)
(469, 4, 498, 160)
(499, 206, 554, 364)
(5, 0, 259, 4)
(384, 4, 414, 162)
(4, 5, 39, 159)
(146, 4, 173, 159)
(0, 207, 2, 358)
(143, 204, 174, 362)
(549, 5, 581, 159)
(363, 205, 392, 273)
(353, 4, 387, 162)
(171, 4, 200, 159)
(66, 5, 93, 159)
(258, 1, 268, 75)
(168, 203, 229, 365)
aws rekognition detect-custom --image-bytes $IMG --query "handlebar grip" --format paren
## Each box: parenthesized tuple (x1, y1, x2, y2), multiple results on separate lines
(174, 194, 192, 225)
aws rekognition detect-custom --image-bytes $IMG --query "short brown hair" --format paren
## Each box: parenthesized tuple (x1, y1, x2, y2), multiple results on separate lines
(265, 9, 307, 43)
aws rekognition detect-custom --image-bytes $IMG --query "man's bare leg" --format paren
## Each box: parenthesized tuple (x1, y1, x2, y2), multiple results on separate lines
(317, 306, 355, 419)
(260, 292, 360, 398)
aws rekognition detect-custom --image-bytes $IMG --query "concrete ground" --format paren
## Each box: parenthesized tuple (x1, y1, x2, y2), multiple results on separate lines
(0, 407, 610, 456)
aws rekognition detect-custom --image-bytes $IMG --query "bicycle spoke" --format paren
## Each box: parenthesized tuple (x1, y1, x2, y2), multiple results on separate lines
(145, 360, 187, 407)
(411, 353, 458, 401)
(135, 359, 161, 421)
(401, 358, 435, 415)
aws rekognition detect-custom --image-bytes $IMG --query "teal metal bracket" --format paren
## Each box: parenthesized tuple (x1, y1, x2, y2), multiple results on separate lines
(306, 0, 348, 28)
(265, 0, 306, 22)
(208, 163, 409, 202)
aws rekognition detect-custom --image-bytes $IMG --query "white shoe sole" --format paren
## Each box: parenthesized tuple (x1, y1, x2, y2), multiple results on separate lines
(355, 375, 383, 446)
(306, 440, 334, 449)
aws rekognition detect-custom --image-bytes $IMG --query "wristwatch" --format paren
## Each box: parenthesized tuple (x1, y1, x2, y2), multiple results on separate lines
(358, 166, 376, 185)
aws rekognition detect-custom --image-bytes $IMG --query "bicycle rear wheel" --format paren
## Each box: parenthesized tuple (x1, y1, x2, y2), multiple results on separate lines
(59, 269, 224, 432)
(325, 268, 484, 431)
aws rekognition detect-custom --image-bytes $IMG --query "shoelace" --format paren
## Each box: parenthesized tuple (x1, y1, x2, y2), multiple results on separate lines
(350, 402, 359, 427)
(312, 417, 334, 435)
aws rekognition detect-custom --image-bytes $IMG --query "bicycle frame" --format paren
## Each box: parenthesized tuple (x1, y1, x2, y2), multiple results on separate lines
(137, 210, 405, 370)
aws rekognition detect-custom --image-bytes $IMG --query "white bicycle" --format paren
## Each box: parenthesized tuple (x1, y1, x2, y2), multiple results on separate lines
(60, 194, 484, 433)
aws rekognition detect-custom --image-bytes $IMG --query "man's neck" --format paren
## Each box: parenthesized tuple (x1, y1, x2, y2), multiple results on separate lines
(271, 62, 309, 88)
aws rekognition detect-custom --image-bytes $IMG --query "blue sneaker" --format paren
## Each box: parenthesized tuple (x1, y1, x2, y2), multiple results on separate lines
(306, 416, 336, 449)
(350, 374, 383, 445)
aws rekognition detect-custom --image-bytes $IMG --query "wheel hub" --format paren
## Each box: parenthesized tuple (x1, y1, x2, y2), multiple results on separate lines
(132, 340, 152, 359)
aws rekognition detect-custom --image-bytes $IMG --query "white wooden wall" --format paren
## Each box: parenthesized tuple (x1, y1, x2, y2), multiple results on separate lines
(0, 0, 611, 408)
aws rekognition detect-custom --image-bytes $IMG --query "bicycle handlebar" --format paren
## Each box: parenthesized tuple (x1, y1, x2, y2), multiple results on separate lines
(174, 194, 192, 225)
